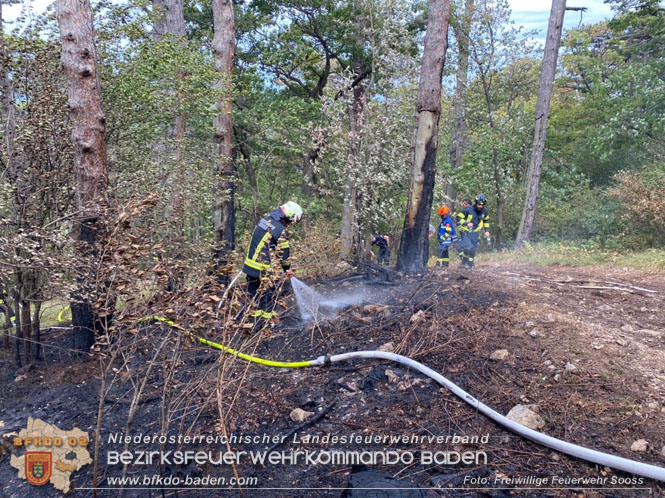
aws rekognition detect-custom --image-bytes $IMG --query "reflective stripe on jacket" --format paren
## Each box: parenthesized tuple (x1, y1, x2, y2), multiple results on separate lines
(457, 205, 490, 233)
(242, 208, 291, 278)
(438, 216, 457, 244)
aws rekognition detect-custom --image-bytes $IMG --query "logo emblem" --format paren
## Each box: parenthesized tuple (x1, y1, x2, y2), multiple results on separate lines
(25, 452, 52, 486)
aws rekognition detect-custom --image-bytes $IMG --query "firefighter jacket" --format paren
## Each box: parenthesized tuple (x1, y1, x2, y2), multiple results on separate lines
(437, 215, 457, 244)
(242, 208, 291, 278)
(457, 205, 490, 234)
(372, 235, 389, 249)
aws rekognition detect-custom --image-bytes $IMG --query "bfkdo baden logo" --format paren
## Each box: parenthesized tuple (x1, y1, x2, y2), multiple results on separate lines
(25, 451, 52, 486)
(10, 418, 92, 493)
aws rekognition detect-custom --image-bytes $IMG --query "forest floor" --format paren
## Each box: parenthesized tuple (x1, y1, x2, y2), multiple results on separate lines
(1, 260, 664, 497)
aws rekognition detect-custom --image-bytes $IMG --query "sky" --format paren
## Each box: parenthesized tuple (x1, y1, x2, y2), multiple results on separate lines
(4, 0, 615, 38)
(509, 0, 614, 44)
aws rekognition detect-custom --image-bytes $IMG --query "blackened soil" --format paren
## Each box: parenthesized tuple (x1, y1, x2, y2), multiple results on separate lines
(1, 263, 664, 497)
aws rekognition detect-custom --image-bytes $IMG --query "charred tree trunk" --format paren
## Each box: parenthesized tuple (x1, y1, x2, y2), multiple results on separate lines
(516, 0, 566, 246)
(57, 0, 111, 352)
(446, 0, 473, 208)
(397, 0, 450, 274)
(211, 0, 236, 277)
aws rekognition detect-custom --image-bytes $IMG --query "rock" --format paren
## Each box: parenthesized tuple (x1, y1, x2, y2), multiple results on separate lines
(543, 360, 552, 366)
(337, 375, 359, 392)
(364, 304, 390, 316)
(616, 338, 628, 346)
(554, 374, 561, 382)
(490, 349, 510, 361)
(592, 343, 603, 350)
(548, 365, 556, 371)
(410, 310, 425, 324)
(646, 402, 659, 411)
(550, 452, 560, 462)
(630, 439, 648, 452)
(564, 362, 577, 372)
(289, 408, 314, 423)
(378, 342, 394, 353)
(621, 324, 634, 332)
(639, 329, 662, 337)
(597, 304, 613, 311)
(506, 405, 545, 430)
(336, 261, 353, 271)
(529, 329, 542, 338)
(385, 369, 400, 384)
(525, 321, 535, 328)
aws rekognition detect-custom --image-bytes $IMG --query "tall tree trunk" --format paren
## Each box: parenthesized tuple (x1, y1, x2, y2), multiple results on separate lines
(446, 0, 473, 208)
(516, 0, 566, 246)
(57, 0, 110, 352)
(13, 292, 21, 367)
(20, 299, 30, 364)
(491, 146, 505, 246)
(31, 301, 42, 360)
(211, 0, 236, 275)
(1, 0, 16, 182)
(163, 0, 187, 245)
(397, 0, 451, 274)
(234, 123, 259, 223)
(151, 0, 166, 41)
(340, 88, 364, 260)
(340, 35, 367, 261)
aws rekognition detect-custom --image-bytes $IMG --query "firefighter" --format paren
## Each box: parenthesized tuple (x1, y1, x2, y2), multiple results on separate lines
(371, 234, 391, 266)
(436, 206, 457, 267)
(457, 195, 490, 269)
(454, 198, 472, 262)
(242, 201, 302, 328)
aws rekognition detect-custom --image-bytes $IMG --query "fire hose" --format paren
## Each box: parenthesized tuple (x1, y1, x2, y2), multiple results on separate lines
(141, 316, 665, 482)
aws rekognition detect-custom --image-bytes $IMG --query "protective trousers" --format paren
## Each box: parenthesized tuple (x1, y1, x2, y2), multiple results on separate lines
(461, 232, 480, 268)
(436, 243, 450, 267)
(246, 275, 276, 328)
(377, 246, 390, 265)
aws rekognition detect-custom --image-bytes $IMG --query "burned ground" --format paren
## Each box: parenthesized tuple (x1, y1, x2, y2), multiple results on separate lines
(1, 262, 664, 497)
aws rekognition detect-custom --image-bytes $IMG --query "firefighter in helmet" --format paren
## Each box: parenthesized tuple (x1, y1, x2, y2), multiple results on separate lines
(436, 206, 457, 267)
(457, 195, 490, 269)
(242, 201, 303, 328)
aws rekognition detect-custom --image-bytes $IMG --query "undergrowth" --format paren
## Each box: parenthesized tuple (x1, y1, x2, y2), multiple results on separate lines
(485, 242, 665, 270)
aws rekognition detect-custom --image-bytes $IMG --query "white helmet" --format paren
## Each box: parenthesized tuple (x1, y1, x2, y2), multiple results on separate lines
(281, 201, 303, 223)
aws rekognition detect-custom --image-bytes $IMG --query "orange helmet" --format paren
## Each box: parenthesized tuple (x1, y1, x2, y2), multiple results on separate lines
(438, 206, 450, 216)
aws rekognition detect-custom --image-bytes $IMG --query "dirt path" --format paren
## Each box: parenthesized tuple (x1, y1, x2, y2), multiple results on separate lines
(1, 262, 664, 497)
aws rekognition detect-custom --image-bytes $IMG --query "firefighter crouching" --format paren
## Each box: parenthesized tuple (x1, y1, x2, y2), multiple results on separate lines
(457, 194, 490, 269)
(242, 201, 303, 329)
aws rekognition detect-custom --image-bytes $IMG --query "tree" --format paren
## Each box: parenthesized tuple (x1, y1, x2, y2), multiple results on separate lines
(57, 0, 111, 351)
(397, 0, 451, 274)
(212, 0, 236, 269)
(446, 0, 474, 207)
(515, 0, 566, 245)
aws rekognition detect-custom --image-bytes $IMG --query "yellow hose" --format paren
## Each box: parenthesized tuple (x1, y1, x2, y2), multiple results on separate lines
(139, 316, 313, 368)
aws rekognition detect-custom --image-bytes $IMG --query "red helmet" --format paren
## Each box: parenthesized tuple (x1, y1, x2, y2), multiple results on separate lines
(438, 206, 450, 216)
